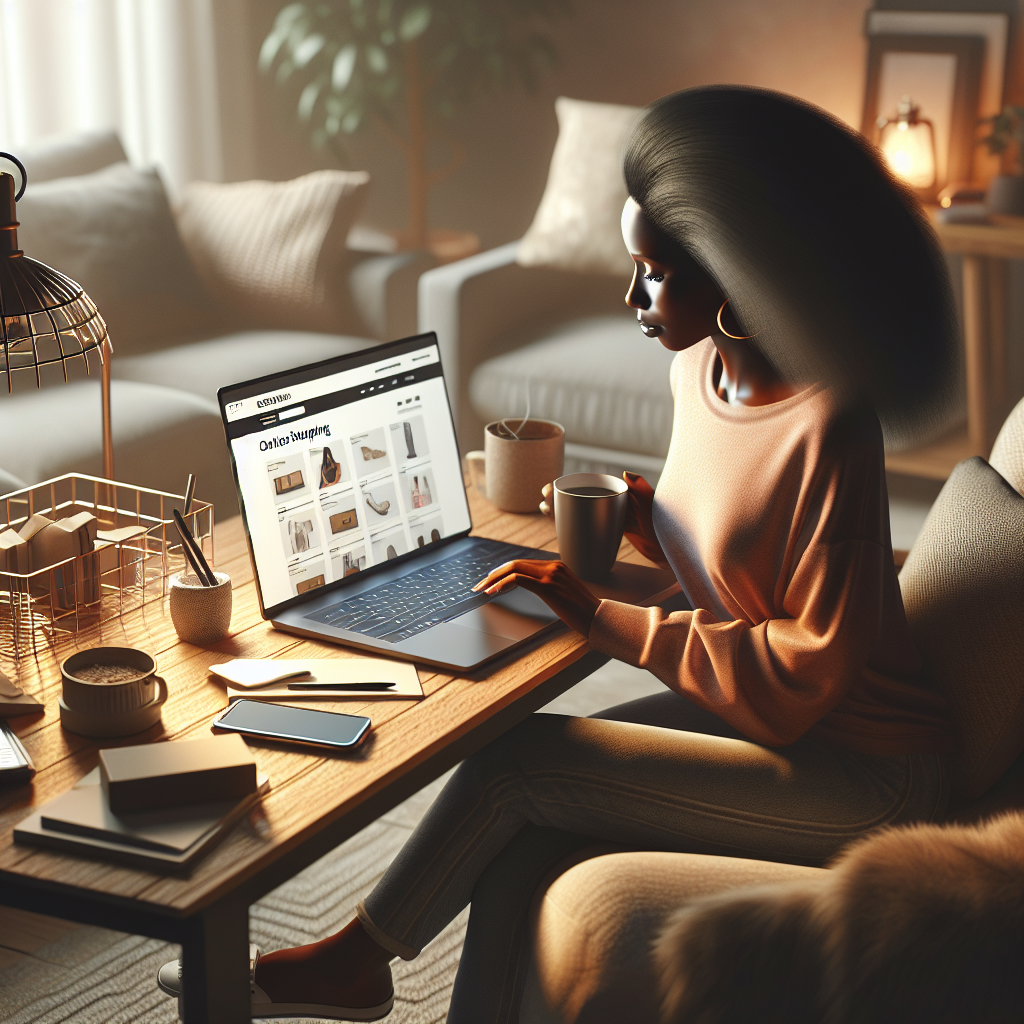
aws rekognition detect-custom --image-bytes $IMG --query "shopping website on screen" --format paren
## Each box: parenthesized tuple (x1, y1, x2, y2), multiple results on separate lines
(224, 342, 471, 610)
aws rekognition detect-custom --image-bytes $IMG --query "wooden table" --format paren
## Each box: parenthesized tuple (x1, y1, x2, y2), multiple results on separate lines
(912, 214, 1024, 470)
(0, 492, 674, 1023)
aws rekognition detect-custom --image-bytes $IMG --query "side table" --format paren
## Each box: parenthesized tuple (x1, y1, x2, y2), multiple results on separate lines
(931, 213, 1024, 457)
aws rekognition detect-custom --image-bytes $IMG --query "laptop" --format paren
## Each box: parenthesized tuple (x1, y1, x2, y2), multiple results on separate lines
(218, 332, 561, 671)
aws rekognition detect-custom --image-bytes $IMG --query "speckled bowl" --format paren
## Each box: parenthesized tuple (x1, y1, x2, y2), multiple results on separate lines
(168, 571, 232, 645)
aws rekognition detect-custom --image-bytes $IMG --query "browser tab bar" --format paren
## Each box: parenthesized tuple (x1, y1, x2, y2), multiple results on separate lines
(224, 345, 439, 422)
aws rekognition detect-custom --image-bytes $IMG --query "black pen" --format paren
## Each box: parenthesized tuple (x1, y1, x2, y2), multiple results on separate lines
(173, 514, 207, 585)
(173, 508, 218, 587)
(288, 682, 396, 691)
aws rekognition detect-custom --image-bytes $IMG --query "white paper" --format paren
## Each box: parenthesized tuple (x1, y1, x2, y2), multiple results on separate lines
(214, 658, 422, 700)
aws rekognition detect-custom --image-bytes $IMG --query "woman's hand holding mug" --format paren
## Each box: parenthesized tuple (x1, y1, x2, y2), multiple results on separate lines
(544, 473, 666, 569)
(622, 471, 669, 567)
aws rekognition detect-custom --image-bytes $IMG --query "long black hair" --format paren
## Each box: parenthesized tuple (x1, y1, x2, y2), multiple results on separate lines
(623, 86, 960, 448)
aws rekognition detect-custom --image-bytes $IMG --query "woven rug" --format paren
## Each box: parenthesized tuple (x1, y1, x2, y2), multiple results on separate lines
(0, 662, 662, 1023)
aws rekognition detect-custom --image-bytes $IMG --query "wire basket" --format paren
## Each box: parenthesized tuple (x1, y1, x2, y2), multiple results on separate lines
(0, 475, 213, 660)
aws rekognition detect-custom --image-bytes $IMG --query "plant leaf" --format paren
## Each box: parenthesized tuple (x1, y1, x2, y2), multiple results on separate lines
(258, 28, 288, 71)
(332, 44, 357, 90)
(399, 4, 432, 41)
(365, 43, 389, 74)
(293, 32, 326, 67)
(275, 3, 306, 26)
(298, 79, 322, 121)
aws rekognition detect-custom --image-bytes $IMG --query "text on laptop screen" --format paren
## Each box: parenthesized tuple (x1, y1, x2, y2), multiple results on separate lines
(222, 337, 471, 610)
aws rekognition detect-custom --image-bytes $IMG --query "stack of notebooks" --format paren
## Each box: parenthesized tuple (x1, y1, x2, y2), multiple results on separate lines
(14, 735, 269, 871)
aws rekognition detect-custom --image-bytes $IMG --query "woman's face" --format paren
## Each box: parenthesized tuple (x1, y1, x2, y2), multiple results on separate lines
(621, 197, 723, 352)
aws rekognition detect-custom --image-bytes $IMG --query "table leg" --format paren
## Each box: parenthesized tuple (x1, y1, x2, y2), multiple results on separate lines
(180, 901, 250, 1024)
(961, 253, 989, 455)
(988, 256, 1007, 407)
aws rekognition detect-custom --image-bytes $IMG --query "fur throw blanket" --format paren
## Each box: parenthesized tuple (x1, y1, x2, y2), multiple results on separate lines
(656, 813, 1024, 1024)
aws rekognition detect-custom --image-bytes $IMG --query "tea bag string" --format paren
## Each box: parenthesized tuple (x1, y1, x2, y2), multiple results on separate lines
(498, 379, 530, 439)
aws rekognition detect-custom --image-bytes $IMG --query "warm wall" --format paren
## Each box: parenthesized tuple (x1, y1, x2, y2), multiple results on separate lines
(236, 0, 1023, 405)
(244, 0, 875, 247)
(240, 0, 1022, 249)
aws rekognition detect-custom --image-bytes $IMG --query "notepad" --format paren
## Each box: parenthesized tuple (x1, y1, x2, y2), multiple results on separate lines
(100, 733, 257, 813)
(14, 768, 270, 870)
(212, 658, 423, 701)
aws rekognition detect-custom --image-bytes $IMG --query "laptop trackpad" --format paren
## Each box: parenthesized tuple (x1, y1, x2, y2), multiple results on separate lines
(406, 620, 514, 665)
(454, 589, 559, 641)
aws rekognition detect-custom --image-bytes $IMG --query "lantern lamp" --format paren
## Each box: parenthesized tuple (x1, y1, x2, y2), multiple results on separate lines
(0, 153, 113, 479)
(877, 96, 937, 193)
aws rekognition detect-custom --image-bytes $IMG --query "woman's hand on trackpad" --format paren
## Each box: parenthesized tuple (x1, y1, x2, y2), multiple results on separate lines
(473, 559, 600, 637)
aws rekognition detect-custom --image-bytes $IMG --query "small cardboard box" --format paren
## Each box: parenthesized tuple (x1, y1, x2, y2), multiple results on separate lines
(99, 734, 257, 813)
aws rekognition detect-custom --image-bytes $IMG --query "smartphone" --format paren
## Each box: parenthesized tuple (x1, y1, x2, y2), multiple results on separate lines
(215, 699, 371, 751)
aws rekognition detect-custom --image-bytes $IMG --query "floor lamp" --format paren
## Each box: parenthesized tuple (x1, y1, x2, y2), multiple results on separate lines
(0, 154, 113, 480)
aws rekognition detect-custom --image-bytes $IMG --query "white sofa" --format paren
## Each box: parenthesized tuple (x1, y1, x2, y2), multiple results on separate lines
(0, 132, 428, 515)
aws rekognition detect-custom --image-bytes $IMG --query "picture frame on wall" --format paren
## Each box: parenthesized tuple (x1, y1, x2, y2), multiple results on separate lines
(865, 11, 1010, 183)
(865, 11, 1009, 123)
(861, 33, 985, 197)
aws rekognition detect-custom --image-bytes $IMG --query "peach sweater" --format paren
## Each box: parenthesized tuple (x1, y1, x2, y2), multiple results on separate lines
(589, 339, 952, 754)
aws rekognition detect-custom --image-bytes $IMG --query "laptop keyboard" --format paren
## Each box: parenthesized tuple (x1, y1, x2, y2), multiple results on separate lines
(306, 540, 534, 643)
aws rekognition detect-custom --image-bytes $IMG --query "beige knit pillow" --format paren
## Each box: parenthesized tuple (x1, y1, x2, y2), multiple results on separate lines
(517, 96, 640, 277)
(176, 169, 370, 333)
(899, 457, 1024, 799)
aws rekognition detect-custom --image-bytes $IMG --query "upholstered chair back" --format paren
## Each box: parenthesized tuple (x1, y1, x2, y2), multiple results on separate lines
(989, 396, 1024, 496)
(899, 411, 1024, 798)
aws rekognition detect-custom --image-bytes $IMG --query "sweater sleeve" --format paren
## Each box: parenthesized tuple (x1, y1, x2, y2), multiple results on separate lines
(589, 539, 886, 746)
(589, 418, 890, 747)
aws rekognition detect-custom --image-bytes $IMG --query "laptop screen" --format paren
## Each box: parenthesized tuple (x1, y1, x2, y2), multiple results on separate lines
(219, 333, 472, 615)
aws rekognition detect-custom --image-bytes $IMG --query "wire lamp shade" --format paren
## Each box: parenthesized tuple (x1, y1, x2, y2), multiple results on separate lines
(0, 154, 113, 478)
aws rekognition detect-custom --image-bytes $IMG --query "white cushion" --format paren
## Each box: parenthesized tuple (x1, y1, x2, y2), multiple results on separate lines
(175, 170, 371, 334)
(16, 162, 220, 361)
(469, 317, 675, 458)
(15, 130, 127, 184)
(0, 379, 242, 512)
(113, 330, 374, 405)
(517, 97, 640, 277)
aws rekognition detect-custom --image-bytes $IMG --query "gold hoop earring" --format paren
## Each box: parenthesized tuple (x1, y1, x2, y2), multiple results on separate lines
(717, 299, 762, 340)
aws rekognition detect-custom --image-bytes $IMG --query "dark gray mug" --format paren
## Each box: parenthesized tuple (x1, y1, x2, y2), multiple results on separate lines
(553, 473, 628, 581)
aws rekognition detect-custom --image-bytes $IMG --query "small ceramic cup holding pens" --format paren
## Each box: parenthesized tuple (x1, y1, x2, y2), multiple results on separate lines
(170, 486, 231, 645)
(169, 571, 232, 645)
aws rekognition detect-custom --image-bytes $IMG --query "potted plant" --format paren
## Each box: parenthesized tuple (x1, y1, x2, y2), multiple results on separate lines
(980, 104, 1024, 215)
(260, 0, 571, 256)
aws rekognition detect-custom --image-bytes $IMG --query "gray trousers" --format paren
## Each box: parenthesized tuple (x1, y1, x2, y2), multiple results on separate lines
(358, 691, 948, 1021)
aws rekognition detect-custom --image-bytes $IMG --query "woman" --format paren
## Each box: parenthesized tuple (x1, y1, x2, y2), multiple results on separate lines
(159, 87, 960, 1021)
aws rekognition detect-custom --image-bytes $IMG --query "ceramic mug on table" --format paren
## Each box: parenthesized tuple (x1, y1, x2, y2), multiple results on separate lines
(553, 473, 629, 581)
(59, 646, 168, 738)
(466, 419, 565, 514)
